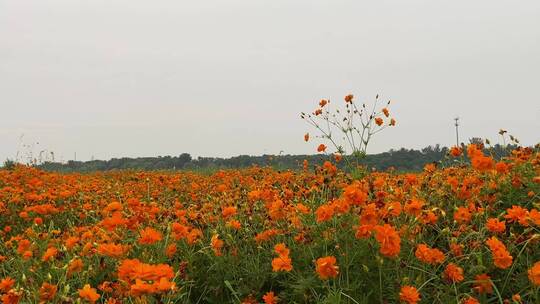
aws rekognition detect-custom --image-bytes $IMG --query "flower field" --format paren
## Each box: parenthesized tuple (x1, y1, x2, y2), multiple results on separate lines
(0, 145, 539, 303)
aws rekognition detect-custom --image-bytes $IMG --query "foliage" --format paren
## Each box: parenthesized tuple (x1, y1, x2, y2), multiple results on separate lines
(34, 144, 517, 173)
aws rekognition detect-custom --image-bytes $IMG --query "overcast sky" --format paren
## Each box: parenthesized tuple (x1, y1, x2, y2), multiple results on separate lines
(1, 0, 539, 162)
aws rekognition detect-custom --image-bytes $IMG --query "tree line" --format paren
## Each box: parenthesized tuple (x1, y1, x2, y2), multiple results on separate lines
(28, 143, 518, 173)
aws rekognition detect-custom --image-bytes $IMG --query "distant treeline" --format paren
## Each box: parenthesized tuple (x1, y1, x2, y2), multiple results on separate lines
(32, 143, 518, 173)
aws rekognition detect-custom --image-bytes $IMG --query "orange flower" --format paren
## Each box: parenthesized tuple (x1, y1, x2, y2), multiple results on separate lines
(373, 224, 401, 258)
(375, 117, 384, 126)
(117, 259, 174, 283)
(16, 239, 31, 255)
(443, 263, 464, 283)
(315, 256, 339, 280)
(263, 291, 279, 304)
(461, 297, 480, 304)
(399, 285, 420, 304)
(382, 108, 389, 117)
(529, 209, 540, 226)
(65, 236, 80, 250)
(165, 243, 177, 258)
(319, 99, 328, 107)
(39, 282, 57, 302)
(415, 244, 445, 265)
(453, 207, 471, 223)
(528, 261, 540, 286)
(1, 290, 21, 304)
(0, 277, 15, 293)
(317, 144, 327, 153)
(485, 236, 513, 269)
(138, 227, 163, 245)
(355, 224, 374, 239)
(222, 206, 237, 218)
(486, 218, 506, 234)
(79, 284, 100, 303)
(315, 203, 335, 223)
(274, 243, 290, 257)
(450, 146, 462, 157)
(449, 242, 463, 257)
(473, 273, 493, 294)
(68, 258, 84, 276)
(344, 94, 354, 103)
(97, 243, 129, 258)
(495, 161, 509, 174)
(404, 199, 424, 216)
(304, 133, 309, 142)
(271, 255, 293, 272)
(505, 205, 529, 226)
(211, 234, 224, 256)
(226, 219, 241, 230)
(42, 247, 58, 262)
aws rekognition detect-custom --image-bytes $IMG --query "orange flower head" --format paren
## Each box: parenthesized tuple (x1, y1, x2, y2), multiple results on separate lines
(415, 244, 445, 265)
(272, 255, 293, 272)
(274, 243, 290, 257)
(399, 285, 420, 304)
(473, 273, 493, 294)
(528, 261, 540, 286)
(42, 247, 58, 262)
(222, 206, 237, 218)
(461, 297, 480, 304)
(443, 263, 464, 283)
(485, 236, 513, 269)
(211, 234, 224, 256)
(68, 258, 84, 276)
(263, 291, 279, 304)
(39, 282, 57, 302)
(315, 256, 339, 280)
(373, 224, 401, 258)
(0, 277, 15, 293)
(450, 146, 462, 157)
(79, 284, 100, 303)
(138, 227, 163, 245)
(486, 218, 506, 234)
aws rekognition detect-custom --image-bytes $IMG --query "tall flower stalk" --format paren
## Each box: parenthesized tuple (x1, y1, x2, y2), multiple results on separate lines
(301, 94, 396, 170)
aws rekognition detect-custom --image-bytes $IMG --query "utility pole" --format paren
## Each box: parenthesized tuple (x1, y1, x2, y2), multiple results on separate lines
(454, 117, 460, 146)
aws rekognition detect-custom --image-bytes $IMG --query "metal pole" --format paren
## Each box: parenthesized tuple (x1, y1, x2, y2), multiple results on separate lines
(454, 117, 460, 146)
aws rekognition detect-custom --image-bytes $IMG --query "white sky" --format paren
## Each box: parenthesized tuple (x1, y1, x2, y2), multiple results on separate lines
(1, 0, 539, 162)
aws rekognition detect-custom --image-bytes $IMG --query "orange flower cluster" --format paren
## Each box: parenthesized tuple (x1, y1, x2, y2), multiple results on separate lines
(467, 144, 495, 171)
(117, 259, 176, 296)
(485, 237, 513, 269)
(0, 142, 538, 303)
(415, 244, 445, 265)
(272, 243, 293, 272)
(78, 284, 100, 303)
(373, 224, 401, 258)
(528, 261, 540, 286)
(443, 263, 464, 283)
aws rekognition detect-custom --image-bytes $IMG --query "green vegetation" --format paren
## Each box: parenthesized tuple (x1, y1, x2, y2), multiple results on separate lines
(34, 144, 517, 173)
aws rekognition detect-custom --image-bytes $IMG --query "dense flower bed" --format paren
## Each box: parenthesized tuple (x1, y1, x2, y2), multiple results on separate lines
(0, 145, 539, 303)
